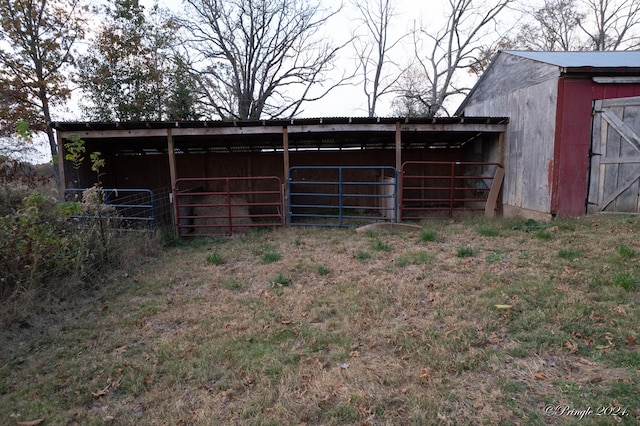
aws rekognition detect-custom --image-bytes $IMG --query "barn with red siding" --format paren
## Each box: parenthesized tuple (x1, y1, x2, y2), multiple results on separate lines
(457, 50, 640, 219)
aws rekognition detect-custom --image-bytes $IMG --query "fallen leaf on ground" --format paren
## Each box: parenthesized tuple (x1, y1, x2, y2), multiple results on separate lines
(17, 420, 44, 426)
(91, 385, 110, 397)
(564, 340, 578, 354)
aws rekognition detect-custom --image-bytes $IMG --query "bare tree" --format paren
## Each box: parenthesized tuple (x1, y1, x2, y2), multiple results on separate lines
(469, 0, 584, 75)
(179, 0, 352, 120)
(351, 0, 407, 117)
(0, 0, 87, 185)
(522, 0, 586, 50)
(579, 0, 640, 50)
(395, 0, 514, 117)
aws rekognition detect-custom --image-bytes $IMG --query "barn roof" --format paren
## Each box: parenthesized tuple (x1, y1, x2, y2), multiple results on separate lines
(52, 116, 508, 154)
(504, 50, 640, 68)
(456, 50, 640, 115)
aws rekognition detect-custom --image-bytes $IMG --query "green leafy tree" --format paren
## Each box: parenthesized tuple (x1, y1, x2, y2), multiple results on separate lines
(166, 57, 202, 121)
(78, 0, 197, 121)
(0, 0, 88, 184)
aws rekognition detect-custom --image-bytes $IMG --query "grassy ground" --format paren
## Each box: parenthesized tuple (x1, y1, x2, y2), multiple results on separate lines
(1, 214, 639, 425)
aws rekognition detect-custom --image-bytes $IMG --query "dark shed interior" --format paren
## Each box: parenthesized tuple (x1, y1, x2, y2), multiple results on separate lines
(52, 117, 508, 229)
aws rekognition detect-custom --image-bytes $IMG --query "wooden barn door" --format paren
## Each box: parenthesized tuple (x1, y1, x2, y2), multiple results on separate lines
(588, 97, 640, 214)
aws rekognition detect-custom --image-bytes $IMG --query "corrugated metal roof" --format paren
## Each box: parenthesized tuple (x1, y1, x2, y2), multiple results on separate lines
(51, 116, 509, 132)
(504, 50, 640, 68)
(52, 117, 509, 154)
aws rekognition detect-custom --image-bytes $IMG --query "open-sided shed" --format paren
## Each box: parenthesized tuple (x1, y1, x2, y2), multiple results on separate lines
(457, 50, 640, 219)
(52, 117, 507, 233)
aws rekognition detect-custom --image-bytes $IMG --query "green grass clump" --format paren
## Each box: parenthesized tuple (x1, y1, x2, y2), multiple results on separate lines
(616, 244, 636, 260)
(419, 229, 438, 242)
(355, 251, 372, 261)
(316, 265, 331, 276)
(271, 273, 292, 287)
(477, 225, 499, 237)
(457, 245, 476, 258)
(485, 251, 506, 265)
(612, 273, 638, 290)
(558, 248, 582, 260)
(371, 239, 392, 252)
(221, 278, 243, 291)
(206, 252, 224, 265)
(511, 219, 549, 232)
(261, 251, 282, 264)
(395, 251, 433, 267)
(535, 229, 553, 240)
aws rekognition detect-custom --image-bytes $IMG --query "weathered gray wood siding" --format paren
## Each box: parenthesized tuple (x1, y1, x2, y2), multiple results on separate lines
(462, 53, 560, 216)
(589, 97, 640, 213)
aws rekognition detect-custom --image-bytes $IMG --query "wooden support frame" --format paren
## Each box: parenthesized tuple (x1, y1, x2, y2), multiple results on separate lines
(282, 126, 290, 225)
(395, 122, 402, 222)
(55, 130, 67, 196)
(167, 128, 178, 231)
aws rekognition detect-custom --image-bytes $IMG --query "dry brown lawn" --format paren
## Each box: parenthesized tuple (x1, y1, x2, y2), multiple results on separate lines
(1, 214, 639, 425)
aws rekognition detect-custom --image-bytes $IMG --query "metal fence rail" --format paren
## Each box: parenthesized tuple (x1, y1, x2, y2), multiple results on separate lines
(64, 188, 157, 231)
(288, 166, 397, 227)
(174, 176, 283, 236)
(400, 161, 502, 219)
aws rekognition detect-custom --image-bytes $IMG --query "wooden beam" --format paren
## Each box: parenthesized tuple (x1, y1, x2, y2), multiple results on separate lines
(57, 129, 169, 139)
(485, 166, 505, 217)
(55, 130, 66, 195)
(167, 129, 178, 232)
(57, 122, 508, 140)
(282, 126, 290, 225)
(395, 122, 402, 222)
(499, 131, 505, 166)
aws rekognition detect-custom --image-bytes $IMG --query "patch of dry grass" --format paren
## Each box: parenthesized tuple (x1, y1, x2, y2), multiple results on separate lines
(1, 215, 640, 425)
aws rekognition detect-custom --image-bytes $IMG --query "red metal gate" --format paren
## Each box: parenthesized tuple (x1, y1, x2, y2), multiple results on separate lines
(174, 177, 283, 236)
(400, 161, 503, 220)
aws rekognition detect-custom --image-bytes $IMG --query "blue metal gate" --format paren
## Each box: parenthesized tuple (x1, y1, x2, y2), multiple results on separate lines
(288, 166, 397, 226)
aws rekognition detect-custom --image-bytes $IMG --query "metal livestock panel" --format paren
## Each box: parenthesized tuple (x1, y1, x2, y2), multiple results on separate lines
(288, 166, 397, 227)
(400, 161, 503, 219)
(175, 176, 283, 236)
(64, 188, 157, 232)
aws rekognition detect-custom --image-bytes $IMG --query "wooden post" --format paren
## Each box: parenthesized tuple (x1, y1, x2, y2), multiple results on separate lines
(282, 126, 290, 225)
(485, 166, 505, 217)
(499, 131, 505, 167)
(167, 128, 178, 231)
(55, 131, 66, 196)
(395, 122, 402, 222)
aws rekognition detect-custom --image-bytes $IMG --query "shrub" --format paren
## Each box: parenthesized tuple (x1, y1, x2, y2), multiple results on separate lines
(0, 185, 159, 319)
